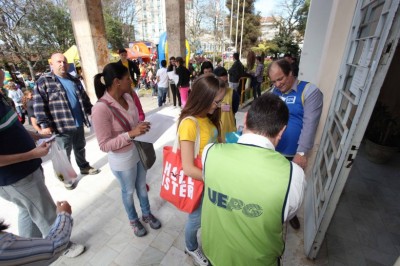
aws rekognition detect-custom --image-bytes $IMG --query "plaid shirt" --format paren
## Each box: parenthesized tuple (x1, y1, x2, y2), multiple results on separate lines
(33, 72, 93, 133)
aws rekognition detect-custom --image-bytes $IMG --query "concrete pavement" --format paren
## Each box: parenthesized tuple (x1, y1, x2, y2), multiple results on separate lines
(0, 93, 322, 265)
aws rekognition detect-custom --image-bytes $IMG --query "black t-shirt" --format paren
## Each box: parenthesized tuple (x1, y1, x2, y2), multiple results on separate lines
(27, 99, 35, 119)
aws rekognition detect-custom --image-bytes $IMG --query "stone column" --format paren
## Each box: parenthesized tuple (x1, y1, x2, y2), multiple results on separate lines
(67, 0, 109, 101)
(166, 0, 186, 61)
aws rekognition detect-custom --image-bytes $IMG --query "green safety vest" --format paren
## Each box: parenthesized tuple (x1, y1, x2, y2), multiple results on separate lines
(201, 143, 292, 266)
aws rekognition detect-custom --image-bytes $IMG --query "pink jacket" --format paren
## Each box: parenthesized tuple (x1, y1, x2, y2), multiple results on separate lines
(92, 91, 140, 153)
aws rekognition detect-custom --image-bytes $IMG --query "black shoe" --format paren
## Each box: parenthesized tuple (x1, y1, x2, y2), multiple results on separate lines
(289, 216, 300, 230)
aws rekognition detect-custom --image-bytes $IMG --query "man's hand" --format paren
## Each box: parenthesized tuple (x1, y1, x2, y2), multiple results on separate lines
(30, 142, 51, 158)
(56, 201, 72, 214)
(293, 153, 307, 169)
(41, 127, 53, 135)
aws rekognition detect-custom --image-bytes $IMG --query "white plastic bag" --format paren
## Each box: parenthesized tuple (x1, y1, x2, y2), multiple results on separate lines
(50, 142, 77, 183)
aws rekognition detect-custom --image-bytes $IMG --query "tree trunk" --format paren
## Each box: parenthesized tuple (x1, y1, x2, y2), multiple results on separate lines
(26, 60, 36, 82)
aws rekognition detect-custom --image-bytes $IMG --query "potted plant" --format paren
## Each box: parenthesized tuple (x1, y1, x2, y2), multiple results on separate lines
(365, 101, 400, 164)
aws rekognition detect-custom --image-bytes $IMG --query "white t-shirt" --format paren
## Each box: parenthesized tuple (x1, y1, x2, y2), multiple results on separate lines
(156, 67, 169, 88)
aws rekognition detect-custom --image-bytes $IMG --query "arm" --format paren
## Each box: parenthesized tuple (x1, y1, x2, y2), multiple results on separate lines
(30, 116, 43, 133)
(293, 85, 323, 168)
(284, 163, 306, 221)
(0, 142, 50, 167)
(33, 79, 52, 131)
(181, 140, 203, 180)
(175, 67, 182, 88)
(78, 82, 93, 115)
(0, 203, 73, 265)
(132, 91, 145, 121)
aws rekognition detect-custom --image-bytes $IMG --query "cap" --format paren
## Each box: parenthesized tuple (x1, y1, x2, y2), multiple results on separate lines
(213, 66, 228, 77)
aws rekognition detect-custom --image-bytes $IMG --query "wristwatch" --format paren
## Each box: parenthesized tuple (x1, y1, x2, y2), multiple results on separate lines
(297, 152, 305, 156)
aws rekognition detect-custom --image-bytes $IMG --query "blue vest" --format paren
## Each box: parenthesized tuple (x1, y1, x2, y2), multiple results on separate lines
(272, 81, 308, 156)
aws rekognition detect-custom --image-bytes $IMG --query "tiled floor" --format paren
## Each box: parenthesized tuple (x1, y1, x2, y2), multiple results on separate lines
(1, 93, 399, 265)
(319, 145, 400, 266)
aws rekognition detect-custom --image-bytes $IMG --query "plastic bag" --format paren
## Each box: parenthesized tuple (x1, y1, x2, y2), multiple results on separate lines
(50, 142, 77, 183)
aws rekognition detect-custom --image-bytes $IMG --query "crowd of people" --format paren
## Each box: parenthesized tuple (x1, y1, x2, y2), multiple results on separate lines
(0, 48, 323, 266)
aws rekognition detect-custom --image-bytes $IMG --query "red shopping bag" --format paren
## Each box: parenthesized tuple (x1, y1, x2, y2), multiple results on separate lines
(160, 116, 203, 213)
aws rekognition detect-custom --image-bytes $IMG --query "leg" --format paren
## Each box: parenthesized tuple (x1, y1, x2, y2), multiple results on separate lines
(179, 87, 190, 108)
(111, 165, 140, 221)
(157, 87, 163, 107)
(256, 82, 262, 97)
(0, 168, 57, 238)
(72, 126, 90, 170)
(170, 84, 178, 106)
(175, 85, 182, 106)
(162, 87, 167, 104)
(56, 132, 73, 162)
(135, 161, 150, 216)
(185, 202, 202, 251)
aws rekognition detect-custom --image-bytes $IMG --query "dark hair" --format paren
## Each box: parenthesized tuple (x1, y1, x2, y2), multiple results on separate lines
(246, 93, 289, 138)
(267, 59, 292, 77)
(0, 219, 9, 232)
(176, 56, 184, 65)
(118, 48, 127, 54)
(200, 61, 213, 75)
(161, 60, 167, 67)
(93, 63, 129, 99)
(284, 53, 292, 58)
(233, 52, 239, 61)
(256, 56, 262, 62)
(169, 56, 175, 60)
(179, 74, 226, 141)
(213, 66, 228, 77)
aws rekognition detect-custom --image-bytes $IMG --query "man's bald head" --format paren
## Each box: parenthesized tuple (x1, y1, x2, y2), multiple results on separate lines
(50, 53, 68, 77)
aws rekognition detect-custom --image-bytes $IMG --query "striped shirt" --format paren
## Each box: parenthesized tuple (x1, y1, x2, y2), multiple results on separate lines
(33, 72, 93, 133)
(0, 212, 73, 265)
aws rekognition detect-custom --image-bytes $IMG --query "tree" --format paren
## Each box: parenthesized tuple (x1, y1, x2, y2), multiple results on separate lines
(225, 0, 261, 57)
(271, 0, 310, 58)
(0, 0, 74, 79)
(101, 0, 141, 46)
(185, 0, 208, 53)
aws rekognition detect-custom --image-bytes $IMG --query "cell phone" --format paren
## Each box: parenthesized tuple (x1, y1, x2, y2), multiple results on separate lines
(44, 135, 56, 143)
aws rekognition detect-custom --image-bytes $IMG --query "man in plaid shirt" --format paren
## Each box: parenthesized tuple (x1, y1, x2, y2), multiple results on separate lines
(34, 53, 100, 186)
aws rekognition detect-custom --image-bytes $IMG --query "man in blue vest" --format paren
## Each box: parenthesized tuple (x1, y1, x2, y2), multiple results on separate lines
(201, 94, 306, 266)
(269, 59, 323, 229)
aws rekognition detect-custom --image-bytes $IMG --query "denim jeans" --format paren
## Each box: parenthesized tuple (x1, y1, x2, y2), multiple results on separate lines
(185, 201, 203, 251)
(158, 87, 168, 107)
(0, 167, 56, 238)
(56, 126, 90, 170)
(111, 161, 150, 221)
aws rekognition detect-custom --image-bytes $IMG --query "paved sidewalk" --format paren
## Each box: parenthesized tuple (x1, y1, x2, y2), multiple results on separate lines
(0, 93, 322, 265)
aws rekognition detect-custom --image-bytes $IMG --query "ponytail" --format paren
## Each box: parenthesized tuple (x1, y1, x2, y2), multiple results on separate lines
(94, 73, 106, 99)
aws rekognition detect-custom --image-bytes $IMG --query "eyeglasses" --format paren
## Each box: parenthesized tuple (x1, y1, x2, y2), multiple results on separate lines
(214, 100, 222, 107)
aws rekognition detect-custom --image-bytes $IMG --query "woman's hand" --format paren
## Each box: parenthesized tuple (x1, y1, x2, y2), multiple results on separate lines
(128, 121, 150, 138)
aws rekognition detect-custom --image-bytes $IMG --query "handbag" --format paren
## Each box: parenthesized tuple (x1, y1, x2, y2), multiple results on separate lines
(98, 96, 156, 170)
(160, 116, 204, 213)
(133, 140, 156, 170)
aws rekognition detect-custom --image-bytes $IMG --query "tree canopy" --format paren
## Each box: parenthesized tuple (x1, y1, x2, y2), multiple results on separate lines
(225, 0, 261, 56)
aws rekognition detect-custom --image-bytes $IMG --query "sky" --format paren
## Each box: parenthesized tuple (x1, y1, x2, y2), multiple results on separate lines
(254, 0, 280, 17)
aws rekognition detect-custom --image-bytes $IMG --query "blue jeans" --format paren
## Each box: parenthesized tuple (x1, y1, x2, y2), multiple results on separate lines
(56, 126, 90, 170)
(111, 161, 150, 221)
(185, 201, 202, 251)
(0, 167, 56, 238)
(158, 87, 168, 107)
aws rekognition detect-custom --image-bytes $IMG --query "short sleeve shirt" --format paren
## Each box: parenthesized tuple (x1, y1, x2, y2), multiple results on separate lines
(178, 116, 218, 156)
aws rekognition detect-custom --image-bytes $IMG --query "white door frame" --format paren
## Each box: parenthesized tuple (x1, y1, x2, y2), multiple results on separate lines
(304, 0, 400, 258)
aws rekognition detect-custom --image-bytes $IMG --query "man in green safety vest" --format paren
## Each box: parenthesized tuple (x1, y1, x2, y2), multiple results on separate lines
(201, 93, 306, 266)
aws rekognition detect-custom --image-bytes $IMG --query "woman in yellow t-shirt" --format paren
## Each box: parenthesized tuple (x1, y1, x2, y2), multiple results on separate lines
(178, 74, 226, 266)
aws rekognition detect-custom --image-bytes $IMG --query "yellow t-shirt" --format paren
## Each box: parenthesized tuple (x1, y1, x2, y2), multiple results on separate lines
(122, 61, 129, 69)
(178, 116, 218, 156)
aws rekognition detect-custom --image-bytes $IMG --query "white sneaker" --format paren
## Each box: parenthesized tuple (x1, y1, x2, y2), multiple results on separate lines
(62, 242, 85, 258)
(185, 247, 209, 266)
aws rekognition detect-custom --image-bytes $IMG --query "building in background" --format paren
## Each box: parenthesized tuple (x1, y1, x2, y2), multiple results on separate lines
(259, 16, 278, 41)
(135, 0, 166, 42)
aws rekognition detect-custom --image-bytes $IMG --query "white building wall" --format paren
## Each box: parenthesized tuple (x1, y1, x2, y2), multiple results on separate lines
(299, 0, 358, 175)
(136, 0, 166, 42)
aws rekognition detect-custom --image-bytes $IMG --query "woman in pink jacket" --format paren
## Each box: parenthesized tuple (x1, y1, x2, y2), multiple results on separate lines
(91, 63, 161, 237)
